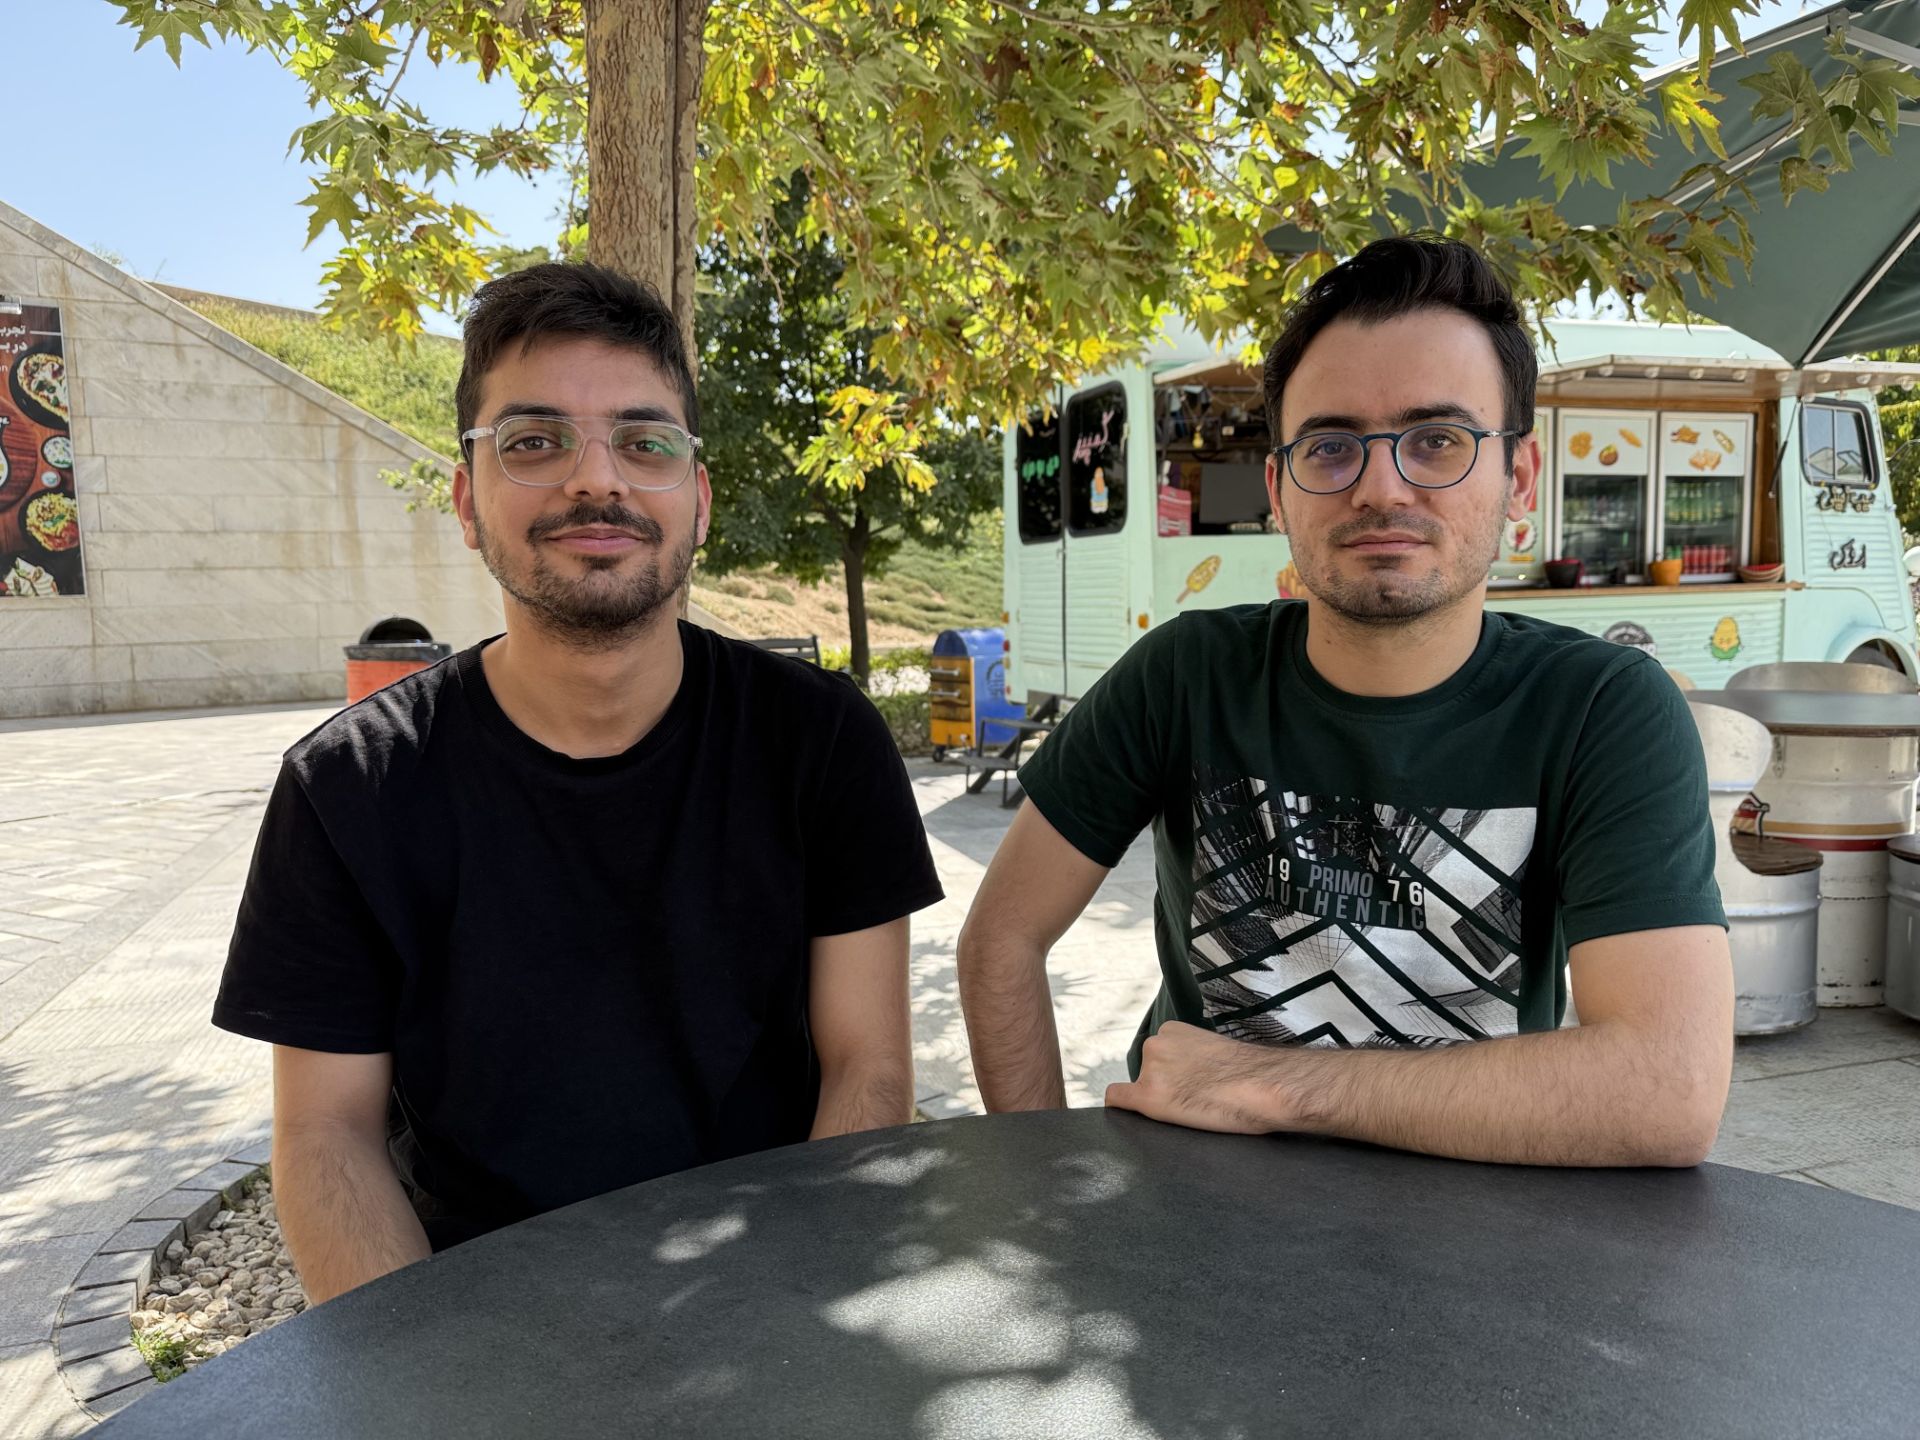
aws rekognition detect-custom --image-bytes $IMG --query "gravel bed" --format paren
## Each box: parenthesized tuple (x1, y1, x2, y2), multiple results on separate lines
(131, 1173, 308, 1380)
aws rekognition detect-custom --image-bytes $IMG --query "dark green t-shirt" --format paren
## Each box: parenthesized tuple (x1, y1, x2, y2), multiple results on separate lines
(1018, 601, 1725, 1070)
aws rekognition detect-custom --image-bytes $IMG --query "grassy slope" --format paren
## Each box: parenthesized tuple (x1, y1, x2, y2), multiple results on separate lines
(188, 300, 1001, 645)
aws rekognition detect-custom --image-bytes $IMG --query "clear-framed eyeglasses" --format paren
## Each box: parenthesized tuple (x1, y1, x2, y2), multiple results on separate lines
(461, 414, 703, 491)
(1274, 423, 1519, 495)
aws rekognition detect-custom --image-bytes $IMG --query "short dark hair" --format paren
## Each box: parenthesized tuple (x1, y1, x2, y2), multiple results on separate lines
(1261, 236, 1535, 458)
(455, 262, 698, 454)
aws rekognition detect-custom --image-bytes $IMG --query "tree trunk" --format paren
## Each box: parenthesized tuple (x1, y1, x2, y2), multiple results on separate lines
(582, 0, 708, 359)
(843, 508, 872, 689)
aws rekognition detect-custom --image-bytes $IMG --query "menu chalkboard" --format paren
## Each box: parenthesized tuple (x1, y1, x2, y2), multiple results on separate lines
(0, 303, 82, 597)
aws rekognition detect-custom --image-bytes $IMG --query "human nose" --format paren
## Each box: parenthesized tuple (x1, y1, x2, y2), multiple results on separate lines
(562, 429, 631, 500)
(1346, 435, 1413, 509)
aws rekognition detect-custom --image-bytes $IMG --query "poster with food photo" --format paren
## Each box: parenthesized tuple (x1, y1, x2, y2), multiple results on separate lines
(0, 303, 82, 598)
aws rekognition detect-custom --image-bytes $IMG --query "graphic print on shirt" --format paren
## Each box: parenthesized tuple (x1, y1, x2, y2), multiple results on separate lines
(1188, 767, 1536, 1047)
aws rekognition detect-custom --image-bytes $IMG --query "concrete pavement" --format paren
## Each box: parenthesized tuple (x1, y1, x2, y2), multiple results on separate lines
(1, 703, 1917, 1435)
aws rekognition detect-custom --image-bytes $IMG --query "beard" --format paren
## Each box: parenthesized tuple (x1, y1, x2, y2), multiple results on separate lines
(473, 499, 694, 651)
(1281, 485, 1508, 626)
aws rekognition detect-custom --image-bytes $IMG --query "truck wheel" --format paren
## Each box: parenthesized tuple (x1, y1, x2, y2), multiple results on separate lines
(1846, 642, 1907, 673)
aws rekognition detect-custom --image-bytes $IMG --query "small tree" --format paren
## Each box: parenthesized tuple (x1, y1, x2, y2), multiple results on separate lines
(698, 182, 997, 685)
(1875, 348, 1920, 538)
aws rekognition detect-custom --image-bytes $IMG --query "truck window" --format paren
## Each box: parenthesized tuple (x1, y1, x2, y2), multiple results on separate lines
(1153, 383, 1274, 537)
(1015, 408, 1062, 543)
(1066, 386, 1128, 535)
(1803, 402, 1875, 499)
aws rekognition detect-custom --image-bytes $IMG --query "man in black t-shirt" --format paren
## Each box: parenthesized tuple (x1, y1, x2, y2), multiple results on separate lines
(215, 264, 942, 1301)
(959, 238, 1733, 1166)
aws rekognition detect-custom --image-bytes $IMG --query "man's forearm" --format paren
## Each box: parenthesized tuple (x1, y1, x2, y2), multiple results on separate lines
(811, 1058, 914, 1139)
(957, 923, 1068, 1111)
(1239, 1022, 1728, 1166)
(274, 1123, 431, 1304)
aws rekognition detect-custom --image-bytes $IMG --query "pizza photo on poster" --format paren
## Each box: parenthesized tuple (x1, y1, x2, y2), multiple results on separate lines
(0, 303, 83, 598)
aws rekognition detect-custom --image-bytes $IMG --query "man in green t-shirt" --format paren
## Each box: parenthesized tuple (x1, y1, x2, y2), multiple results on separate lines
(958, 236, 1733, 1166)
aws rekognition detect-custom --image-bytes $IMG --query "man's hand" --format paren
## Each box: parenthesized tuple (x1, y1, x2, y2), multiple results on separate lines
(1105, 1022, 1292, 1134)
(1102, 926, 1733, 1167)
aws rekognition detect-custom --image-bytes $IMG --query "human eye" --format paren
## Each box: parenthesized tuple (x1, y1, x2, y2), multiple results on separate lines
(1303, 434, 1357, 461)
(498, 418, 572, 453)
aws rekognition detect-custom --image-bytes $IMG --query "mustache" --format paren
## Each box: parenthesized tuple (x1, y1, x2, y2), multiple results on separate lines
(1328, 513, 1443, 546)
(526, 503, 664, 545)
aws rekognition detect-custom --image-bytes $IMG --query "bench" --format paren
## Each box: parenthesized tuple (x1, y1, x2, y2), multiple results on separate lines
(939, 696, 1061, 808)
(749, 636, 822, 666)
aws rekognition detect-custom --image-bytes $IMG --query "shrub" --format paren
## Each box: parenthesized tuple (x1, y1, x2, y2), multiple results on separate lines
(871, 692, 931, 756)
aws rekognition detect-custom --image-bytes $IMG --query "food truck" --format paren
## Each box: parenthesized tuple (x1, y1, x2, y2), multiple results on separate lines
(1002, 319, 1920, 702)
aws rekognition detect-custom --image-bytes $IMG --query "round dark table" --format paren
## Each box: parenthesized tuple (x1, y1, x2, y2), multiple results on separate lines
(98, 1111, 1920, 1438)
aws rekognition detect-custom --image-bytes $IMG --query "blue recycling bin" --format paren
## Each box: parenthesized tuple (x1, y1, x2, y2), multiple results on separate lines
(930, 627, 1023, 753)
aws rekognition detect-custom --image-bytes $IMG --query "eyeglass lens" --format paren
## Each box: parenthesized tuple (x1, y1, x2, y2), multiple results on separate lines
(1291, 424, 1481, 494)
(492, 416, 695, 490)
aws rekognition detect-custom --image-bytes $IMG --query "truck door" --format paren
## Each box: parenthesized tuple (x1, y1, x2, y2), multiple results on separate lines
(1011, 401, 1066, 701)
(1062, 383, 1132, 699)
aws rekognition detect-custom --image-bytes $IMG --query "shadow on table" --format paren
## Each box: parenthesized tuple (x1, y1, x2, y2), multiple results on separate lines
(139, 1105, 1920, 1440)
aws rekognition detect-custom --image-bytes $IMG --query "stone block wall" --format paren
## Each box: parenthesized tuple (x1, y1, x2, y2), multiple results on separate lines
(0, 203, 501, 720)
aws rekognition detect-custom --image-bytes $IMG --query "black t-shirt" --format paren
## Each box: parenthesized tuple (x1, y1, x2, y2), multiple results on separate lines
(214, 623, 943, 1248)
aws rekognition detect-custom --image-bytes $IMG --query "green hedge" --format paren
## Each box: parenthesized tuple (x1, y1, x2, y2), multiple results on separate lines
(870, 692, 932, 757)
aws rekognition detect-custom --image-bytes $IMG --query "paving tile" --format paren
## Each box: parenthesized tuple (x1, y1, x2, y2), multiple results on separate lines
(0, 1232, 110, 1347)
(227, 1136, 272, 1167)
(58, 1282, 135, 1327)
(89, 1375, 158, 1416)
(1803, 1143, 1920, 1211)
(59, 1342, 152, 1402)
(1711, 1059, 1920, 1177)
(71, 1249, 152, 1292)
(0, 1342, 90, 1439)
(52, 1314, 132, 1364)
(99, 1219, 182, 1255)
(133, 1189, 222, 1230)
(177, 1159, 259, 1196)
(1732, 1006, 1920, 1081)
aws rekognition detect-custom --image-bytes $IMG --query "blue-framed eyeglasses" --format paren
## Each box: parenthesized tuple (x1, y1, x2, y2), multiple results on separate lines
(1274, 423, 1520, 495)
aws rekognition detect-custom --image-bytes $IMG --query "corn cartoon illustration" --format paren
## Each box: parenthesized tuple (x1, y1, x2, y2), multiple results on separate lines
(1178, 554, 1222, 603)
(1709, 616, 1743, 662)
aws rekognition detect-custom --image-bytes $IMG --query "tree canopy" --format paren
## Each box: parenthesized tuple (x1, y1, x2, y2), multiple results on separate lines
(110, 1, 1916, 489)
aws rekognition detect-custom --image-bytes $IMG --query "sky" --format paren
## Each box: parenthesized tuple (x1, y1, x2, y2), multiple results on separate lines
(1, 1, 1811, 331)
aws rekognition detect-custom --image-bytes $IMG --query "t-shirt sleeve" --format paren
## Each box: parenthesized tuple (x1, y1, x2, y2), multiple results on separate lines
(212, 761, 400, 1052)
(1556, 656, 1728, 948)
(1016, 619, 1178, 868)
(804, 685, 945, 937)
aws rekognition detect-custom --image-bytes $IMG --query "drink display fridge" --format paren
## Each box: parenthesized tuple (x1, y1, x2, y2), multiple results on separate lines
(1491, 411, 1551, 586)
(1555, 410, 1654, 583)
(1656, 413, 1749, 581)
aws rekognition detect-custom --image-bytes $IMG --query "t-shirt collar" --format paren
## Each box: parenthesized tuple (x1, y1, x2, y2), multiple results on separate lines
(1286, 603, 1505, 719)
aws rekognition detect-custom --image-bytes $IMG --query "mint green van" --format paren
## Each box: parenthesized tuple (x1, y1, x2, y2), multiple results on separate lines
(1003, 320, 1920, 701)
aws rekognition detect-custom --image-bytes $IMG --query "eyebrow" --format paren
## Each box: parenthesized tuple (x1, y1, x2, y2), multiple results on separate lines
(489, 402, 687, 427)
(1291, 402, 1485, 439)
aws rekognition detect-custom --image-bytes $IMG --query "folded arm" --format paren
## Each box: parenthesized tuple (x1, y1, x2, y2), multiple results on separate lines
(272, 1045, 431, 1304)
(1107, 924, 1734, 1166)
(810, 917, 916, 1138)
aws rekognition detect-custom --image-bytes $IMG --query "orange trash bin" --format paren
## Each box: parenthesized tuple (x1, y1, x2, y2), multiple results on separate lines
(343, 617, 452, 704)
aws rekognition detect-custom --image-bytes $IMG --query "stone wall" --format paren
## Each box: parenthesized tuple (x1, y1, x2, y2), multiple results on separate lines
(0, 202, 501, 720)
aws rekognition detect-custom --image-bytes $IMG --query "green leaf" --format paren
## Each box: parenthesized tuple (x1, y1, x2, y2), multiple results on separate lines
(300, 181, 364, 247)
(1675, 0, 1756, 76)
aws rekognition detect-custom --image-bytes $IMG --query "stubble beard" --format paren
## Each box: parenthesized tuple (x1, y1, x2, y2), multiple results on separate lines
(1283, 483, 1509, 628)
(473, 500, 695, 653)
